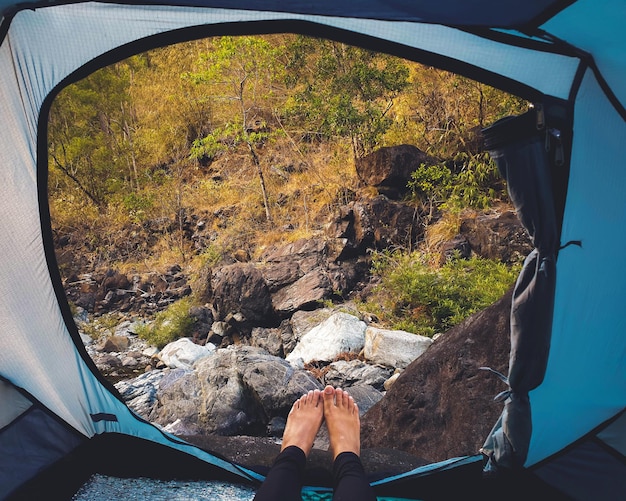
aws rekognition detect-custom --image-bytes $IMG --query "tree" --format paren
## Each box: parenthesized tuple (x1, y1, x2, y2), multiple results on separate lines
(185, 36, 287, 224)
(282, 37, 410, 160)
(48, 60, 140, 210)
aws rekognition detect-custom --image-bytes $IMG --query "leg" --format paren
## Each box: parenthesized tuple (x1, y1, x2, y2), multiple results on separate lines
(322, 386, 377, 501)
(254, 389, 324, 501)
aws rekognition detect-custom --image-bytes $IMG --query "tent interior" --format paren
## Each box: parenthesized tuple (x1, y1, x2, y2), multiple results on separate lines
(1, 1, 625, 500)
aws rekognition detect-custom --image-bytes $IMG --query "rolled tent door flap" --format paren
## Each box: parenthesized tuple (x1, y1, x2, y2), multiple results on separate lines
(480, 104, 561, 471)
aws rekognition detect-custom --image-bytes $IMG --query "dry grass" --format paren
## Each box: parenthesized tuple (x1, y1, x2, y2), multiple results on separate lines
(424, 210, 464, 254)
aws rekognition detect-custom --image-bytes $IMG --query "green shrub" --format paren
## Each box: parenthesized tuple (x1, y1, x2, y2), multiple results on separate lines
(365, 250, 520, 336)
(136, 296, 195, 348)
(408, 152, 505, 214)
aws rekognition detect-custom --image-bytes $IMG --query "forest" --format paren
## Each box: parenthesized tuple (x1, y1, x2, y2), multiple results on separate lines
(48, 33, 529, 339)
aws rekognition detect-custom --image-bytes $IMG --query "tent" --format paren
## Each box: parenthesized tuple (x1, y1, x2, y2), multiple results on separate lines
(1, 1, 624, 499)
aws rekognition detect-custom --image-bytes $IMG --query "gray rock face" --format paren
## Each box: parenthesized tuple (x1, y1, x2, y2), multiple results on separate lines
(458, 209, 532, 265)
(355, 144, 436, 199)
(326, 196, 422, 257)
(210, 263, 277, 328)
(271, 269, 332, 314)
(115, 368, 167, 418)
(324, 359, 392, 391)
(150, 368, 205, 435)
(150, 346, 321, 436)
(238, 346, 322, 417)
(342, 384, 384, 415)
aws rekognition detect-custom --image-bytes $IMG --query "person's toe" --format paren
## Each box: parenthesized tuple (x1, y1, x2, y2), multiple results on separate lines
(323, 385, 336, 410)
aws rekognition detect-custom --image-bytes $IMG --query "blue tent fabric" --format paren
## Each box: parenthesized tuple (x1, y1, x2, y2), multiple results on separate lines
(0, 1, 625, 499)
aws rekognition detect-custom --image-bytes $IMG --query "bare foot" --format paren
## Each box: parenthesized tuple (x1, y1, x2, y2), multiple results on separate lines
(280, 389, 324, 457)
(322, 385, 361, 460)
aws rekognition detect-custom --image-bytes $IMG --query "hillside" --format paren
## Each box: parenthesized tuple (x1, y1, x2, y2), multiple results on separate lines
(49, 33, 529, 338)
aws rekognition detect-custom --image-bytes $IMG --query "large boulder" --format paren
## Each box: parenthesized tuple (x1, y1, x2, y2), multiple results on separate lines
(238, 346, 323, 417)
(286, 312, 367, 365)
(158, 337, 216, 370)
(260, 238, 368, 316)
(355, 144, 437, 199)
(324, 359, 392, 391)
(271, 269, 333, 315)
(361, 287, 513, 463)
(150, 346, 322, 436)
(211, 263, 277, 329)
(260, 238, 325, 291)
(364, 326, 433, 369)
(459, 209, 532, 265)
(326, 196, 422, 258)
(115, 369, 168, 418)
(149, 368, 206, 436)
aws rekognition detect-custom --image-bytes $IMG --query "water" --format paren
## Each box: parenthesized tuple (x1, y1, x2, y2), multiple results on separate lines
(73, 474, 415, 500)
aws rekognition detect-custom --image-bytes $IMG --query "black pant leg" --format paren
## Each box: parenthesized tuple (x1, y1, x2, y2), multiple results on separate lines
(253, 445, 306, 501)
(331, 452, 377, 501)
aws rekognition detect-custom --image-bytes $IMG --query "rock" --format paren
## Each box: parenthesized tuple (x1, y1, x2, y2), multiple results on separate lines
(188, 305, 213, 343)
(158, 337, 216, 370)
(99, 335, 130, 352)
(266, 416, 286, 437)
(342, 384, 384, 415)
(238, 346, 323, 417)
(150, 368, 205, 435)
(324, 359, 392, 391)
(191, 348, 269, 436)
(115, 368, 168, 418)
(364, 327, 433, 369)
(261, 260, 301, 292)
(286, 312, 367, 365)
(361, 287, 513, 463)
(459, 209, 532, 265)
(271, 269, 332, 315)
(326, 196, 422, 257)
(99, 269, 131, 298)
(383, 372, 401, 390)
(290, 308, 335, 340)
(211, 263, 277, 328)
(151, 346, 323, 437)
(250, 325, 287, 357)
(355, 144, 437, 199)
(80, 333, 93, 346)
(121, 355, 139, 367)
(261, 238, 325, 276)
(211, 320, 231, 337)
(142, 346, 159, 357)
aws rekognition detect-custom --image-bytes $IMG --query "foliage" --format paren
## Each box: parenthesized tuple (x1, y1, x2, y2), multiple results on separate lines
(48, 59, 143, 210)
(364, 251, 520, 336)
(185, 36, 288, 223)
(47, 34, 529, 319)
(78, 312, 124, 340)
(282, 36, 410, 159)
(408, 152, 505, 217)
(136, 297, 195, 348)
(383, 68, 528, 158)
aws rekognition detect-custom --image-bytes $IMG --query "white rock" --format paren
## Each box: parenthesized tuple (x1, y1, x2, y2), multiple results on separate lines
(142, 346, 159, 357)
(384, 372, 401, 390)
(364, 326, 433, 369)
(158, 338, 216, 370)
(286, 312, 366, 365)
